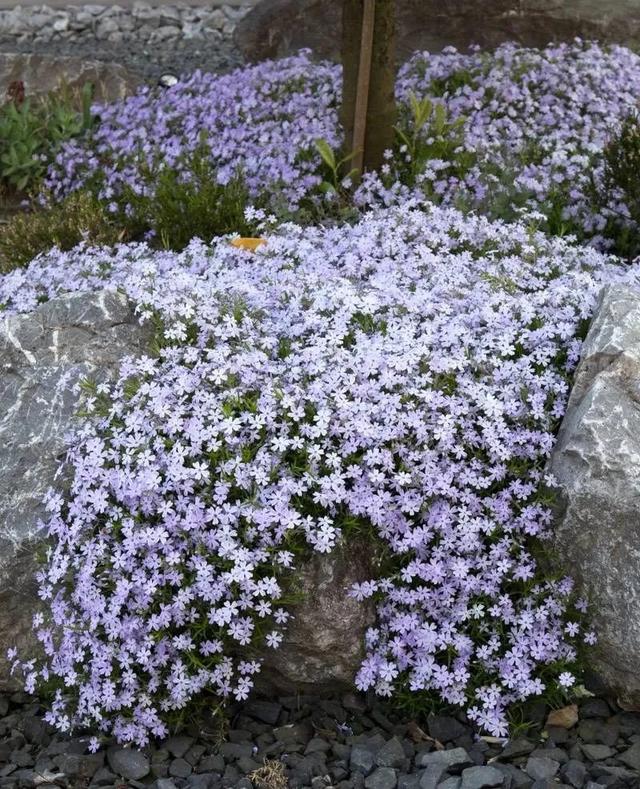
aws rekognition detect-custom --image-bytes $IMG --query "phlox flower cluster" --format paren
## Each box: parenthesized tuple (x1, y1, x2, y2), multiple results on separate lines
(44, 42, 640, 244)
(45, 52, 340, 211)
(6, 201, 637, 742)
(395, 40, 640, 243)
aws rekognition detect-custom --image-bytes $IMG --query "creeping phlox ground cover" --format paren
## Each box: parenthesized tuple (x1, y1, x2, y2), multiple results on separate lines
(6, 202, 640, 745)
(44, 41, 640, 247)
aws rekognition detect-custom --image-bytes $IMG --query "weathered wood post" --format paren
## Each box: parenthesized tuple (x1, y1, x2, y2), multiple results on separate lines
(340, 0, 397, 176)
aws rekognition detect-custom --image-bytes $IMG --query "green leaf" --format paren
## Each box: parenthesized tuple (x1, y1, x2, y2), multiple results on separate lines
(434, 103, 447, 135)
(314, 138, 337, 171)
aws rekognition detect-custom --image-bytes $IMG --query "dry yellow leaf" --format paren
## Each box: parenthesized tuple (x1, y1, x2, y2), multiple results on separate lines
(230, 237, 266, 252)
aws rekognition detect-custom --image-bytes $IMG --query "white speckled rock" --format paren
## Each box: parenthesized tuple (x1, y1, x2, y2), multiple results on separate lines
(0, 290, 150, 688)
(0, 289, 374, 696)
(550, 284, 640, 705)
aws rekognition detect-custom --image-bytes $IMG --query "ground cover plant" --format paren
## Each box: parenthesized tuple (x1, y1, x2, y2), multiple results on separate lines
(6, 201, 638, 746)
(6, 37, 640, 751)
(0, 80, 95, 195)
(37, 41, 640, 256)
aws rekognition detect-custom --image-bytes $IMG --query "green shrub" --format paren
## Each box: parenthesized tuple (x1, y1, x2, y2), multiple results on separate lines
(394, 94, 476, 191)
(0, 151, 260, 272)
(595, 114, 640, 259)
(0, 81, 95, 194)
(0, 191, 123, 273)
(121, 149, 256, 250)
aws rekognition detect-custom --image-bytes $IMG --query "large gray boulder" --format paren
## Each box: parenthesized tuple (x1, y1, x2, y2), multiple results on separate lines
(0, 289, 150, 688)
(235, 0, 640, 63)
(550, 284, 640, 706)
(0, 290, 374, 695)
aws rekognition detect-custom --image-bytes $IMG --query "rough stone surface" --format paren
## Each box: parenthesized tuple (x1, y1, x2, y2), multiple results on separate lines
(418, 748, 473, 772)
(107, 746, 150, 780)
(0, 3, 256, 45)
(0, 53, 141, 103)
(8, 690, 640, 789)
(258, 540, 376, 694)
(0, 290, 151, 688)
(235, 0, 640, 63)
(549, 284, 640, 707)
(460, 765, 504, 789)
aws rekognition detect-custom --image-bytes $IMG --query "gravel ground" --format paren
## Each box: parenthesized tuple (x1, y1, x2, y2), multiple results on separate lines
(1, 689, 640, 789)
(0, 34, 245, 82)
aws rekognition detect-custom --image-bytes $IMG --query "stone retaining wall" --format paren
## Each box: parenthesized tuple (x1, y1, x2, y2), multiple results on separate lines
(0, 1, 259, 43)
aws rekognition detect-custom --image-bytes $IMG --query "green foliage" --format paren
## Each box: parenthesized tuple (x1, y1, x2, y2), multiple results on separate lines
(395, 94, 476, 190)
(428, 68, 477, 98)
(0, 82, 95, 193)
(0, 190, 122, 273)
(314, 137, 358, 194)
(0, 148, 261, 273)
(594, 114, 640, 259)
(121, 148, 256, 250)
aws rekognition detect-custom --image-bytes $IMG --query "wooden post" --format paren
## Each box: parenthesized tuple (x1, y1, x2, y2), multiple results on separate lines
(351, 0, 375, 175)
(340, 0, 397, 177)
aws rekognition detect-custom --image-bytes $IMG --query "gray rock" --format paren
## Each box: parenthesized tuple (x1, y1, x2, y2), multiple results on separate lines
(525, 757, 559, 781)
(418, 763, 446, 789)
(365, 767, 397, 789)
(528, 747, 568, 765)
(499, 738, 536, 761)
(439, 780, 462, 789)
(579, 744, 615, 761)
(305, 737, 332, 755)
(164, 737, 195, 759)
(418, 748, 473, 772)
(492, 763, 532, 788)
(185, 745, 206, 766)
(107, 746, 151, 780)
(95, 17, 119, 37)
(235, 0, 640, 63)
(258, 539, 376, 695)
(549, 284, 640, 706)
(618, 741, 640, 770)
(56, 752, 104, 777)
(244, 699, 282, 725)
(561, 758, 587, 788)
(576, 719, 612, 746)
(376, 738, 406, 769)
(460, 766, 504, 789)
(219, 742, 253, 760)
(197, 754, 225, 774)
(169, 758, 193, 778)
(237, 755, 260, 774)
(397, 774, 420, 789)
(155, 780, 179, 789)
(273, 721, 313, 744)
(92, 768, 118, 786)
(427, 716, 468, 744)
(351, 744, 377, 776)
(0, 290, 151, 688)
(579, 699, 611, 719)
